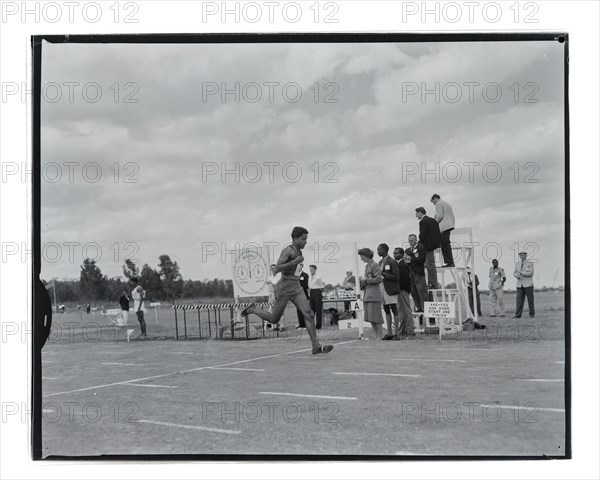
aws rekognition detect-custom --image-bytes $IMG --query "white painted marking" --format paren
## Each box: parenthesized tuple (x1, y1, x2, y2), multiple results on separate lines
(516, 379, 564, 383)
(395, 450, 428, 456)
(122, 383, 179, 389)
(209, 367, 265, 372)
(172, 352, 211, 356)
(437, 348, 504, 351)
(42, 377, 57, 380)
(42, 361, 53, 363)
(137, 419, 240, 435)
(259, 392, 357, 400)
(333, 372, 420, 378)
(478, 404, 565, 413)
(392, 358, 466, 363)
(555, 361, 565, 364)
(101, 363, 146, 367)
(43, 341, 357, 398)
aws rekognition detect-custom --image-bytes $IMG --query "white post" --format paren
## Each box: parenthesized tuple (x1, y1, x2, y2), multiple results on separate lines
(354, 242, 364, 339)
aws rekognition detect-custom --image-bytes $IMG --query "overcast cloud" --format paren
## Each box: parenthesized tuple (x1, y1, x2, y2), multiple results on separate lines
(41, 40, 565, 288)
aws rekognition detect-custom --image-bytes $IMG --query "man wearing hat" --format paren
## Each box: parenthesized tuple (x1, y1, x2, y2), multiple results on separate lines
(513, 251, 535, 318)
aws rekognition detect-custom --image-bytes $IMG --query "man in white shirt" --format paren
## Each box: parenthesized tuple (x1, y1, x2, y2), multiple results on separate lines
(431, 193, 456, 267)
(308, 264, 324, 329)
(488, 259, 506, 317)
(130, 277, 147, 338)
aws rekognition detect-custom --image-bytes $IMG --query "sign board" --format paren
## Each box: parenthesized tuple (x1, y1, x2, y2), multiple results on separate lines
(231, 246, 271, 298)
(150, 302, 161, 307)
(340, 319, 360, 330)
(424, 301, 455, 318)
(350, 299, 364, 311)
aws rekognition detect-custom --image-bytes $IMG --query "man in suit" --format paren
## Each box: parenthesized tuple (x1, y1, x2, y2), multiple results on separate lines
(513, 251, 535, 318)
(415, 207, 441, 288)
(431, 194, 455, 267)
(295, 269, 310, 329)
(404, 233, 428, 320)
(465, 267, 482, 317)
(377, 243, 401, 340)
(393, 247, 414, 337)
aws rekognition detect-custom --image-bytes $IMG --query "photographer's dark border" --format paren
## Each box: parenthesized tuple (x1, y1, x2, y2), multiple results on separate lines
(31, 31, 570, 461)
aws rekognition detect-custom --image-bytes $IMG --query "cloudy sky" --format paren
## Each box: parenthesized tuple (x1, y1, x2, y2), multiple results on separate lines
(41, 39, 565, 289)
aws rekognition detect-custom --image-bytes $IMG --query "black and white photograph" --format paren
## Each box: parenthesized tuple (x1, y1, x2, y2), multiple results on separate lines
(31, 33, 570, 459)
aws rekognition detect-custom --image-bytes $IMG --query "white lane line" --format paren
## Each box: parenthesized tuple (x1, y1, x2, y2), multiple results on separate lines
(333, 372, 420, 378)
(209, 367, 265, 372)
(478, 404, 565, 413)
(172, 352, 212, 356)
(122, 383, 179, 389)
(395, 450, 428, 456)
(101, 363, 146, 367)
(437, 348, 504, 351)
(43, 340, 357, 398)
(259, 392, 357, 400)
(516, 379, 564, 383)
(392, 358, 466, 363)
(42, 377, 57, 380)
(137, 419, 240, 435)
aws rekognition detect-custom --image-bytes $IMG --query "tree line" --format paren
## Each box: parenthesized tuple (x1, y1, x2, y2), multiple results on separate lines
(43, 255, 233, 305)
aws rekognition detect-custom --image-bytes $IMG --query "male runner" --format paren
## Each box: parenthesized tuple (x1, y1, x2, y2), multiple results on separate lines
(241, 226, 334, 355)
(130, 277, 147, 338)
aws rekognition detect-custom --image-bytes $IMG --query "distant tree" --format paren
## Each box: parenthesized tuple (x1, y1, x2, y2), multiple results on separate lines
(140, 263, 162, 301)
(79, 259, 107, 302)
(157, 254, 184, 304)
(106, 276, 128, 302)
(122, 259, 139, 280)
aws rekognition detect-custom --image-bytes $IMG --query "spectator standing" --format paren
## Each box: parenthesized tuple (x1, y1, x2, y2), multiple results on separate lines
(358, 248, 384, 340)
(295, 269, 310, 329)
(342, 270, 356, 318)
(118, 290, 130, 327)
(377, 243, 401, 340)
(308, 265, 324, 329)
(488, 259, 506, 317)
(404, 234, 428, 315)
(513, 251, 535, 318)
(431, 194, 455, 267)
(393, 247, 415, 337)
(415, 207, 441, 288)
(465, 267, 482, 317)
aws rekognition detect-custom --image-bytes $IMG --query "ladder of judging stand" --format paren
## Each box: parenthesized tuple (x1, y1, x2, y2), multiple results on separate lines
(415, 227, 478, 337)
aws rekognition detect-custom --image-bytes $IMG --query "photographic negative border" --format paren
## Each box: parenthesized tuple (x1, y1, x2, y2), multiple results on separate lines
(31, 31, 570, 461)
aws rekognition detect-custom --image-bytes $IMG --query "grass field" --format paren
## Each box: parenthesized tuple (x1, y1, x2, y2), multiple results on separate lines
(40, 290, 567, 458)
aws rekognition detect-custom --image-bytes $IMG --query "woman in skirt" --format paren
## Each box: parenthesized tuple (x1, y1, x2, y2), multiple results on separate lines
(358, 248, 384, 340)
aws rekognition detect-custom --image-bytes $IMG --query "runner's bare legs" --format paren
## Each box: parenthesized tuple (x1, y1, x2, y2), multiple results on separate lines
(245, 291, 324, 353)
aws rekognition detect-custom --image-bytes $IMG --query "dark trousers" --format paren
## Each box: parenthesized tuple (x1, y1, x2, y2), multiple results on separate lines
(441, 228, 454, 265)
(136, 311, 147, 335)
(310, 289, 323, 329)
(468, 287, 482, 316)
(410, 271, 428, 312)
(515, 286, 535, 317)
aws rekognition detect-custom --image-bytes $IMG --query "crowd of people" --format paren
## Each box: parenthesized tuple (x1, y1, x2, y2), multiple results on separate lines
(269, 194, 535, 340)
